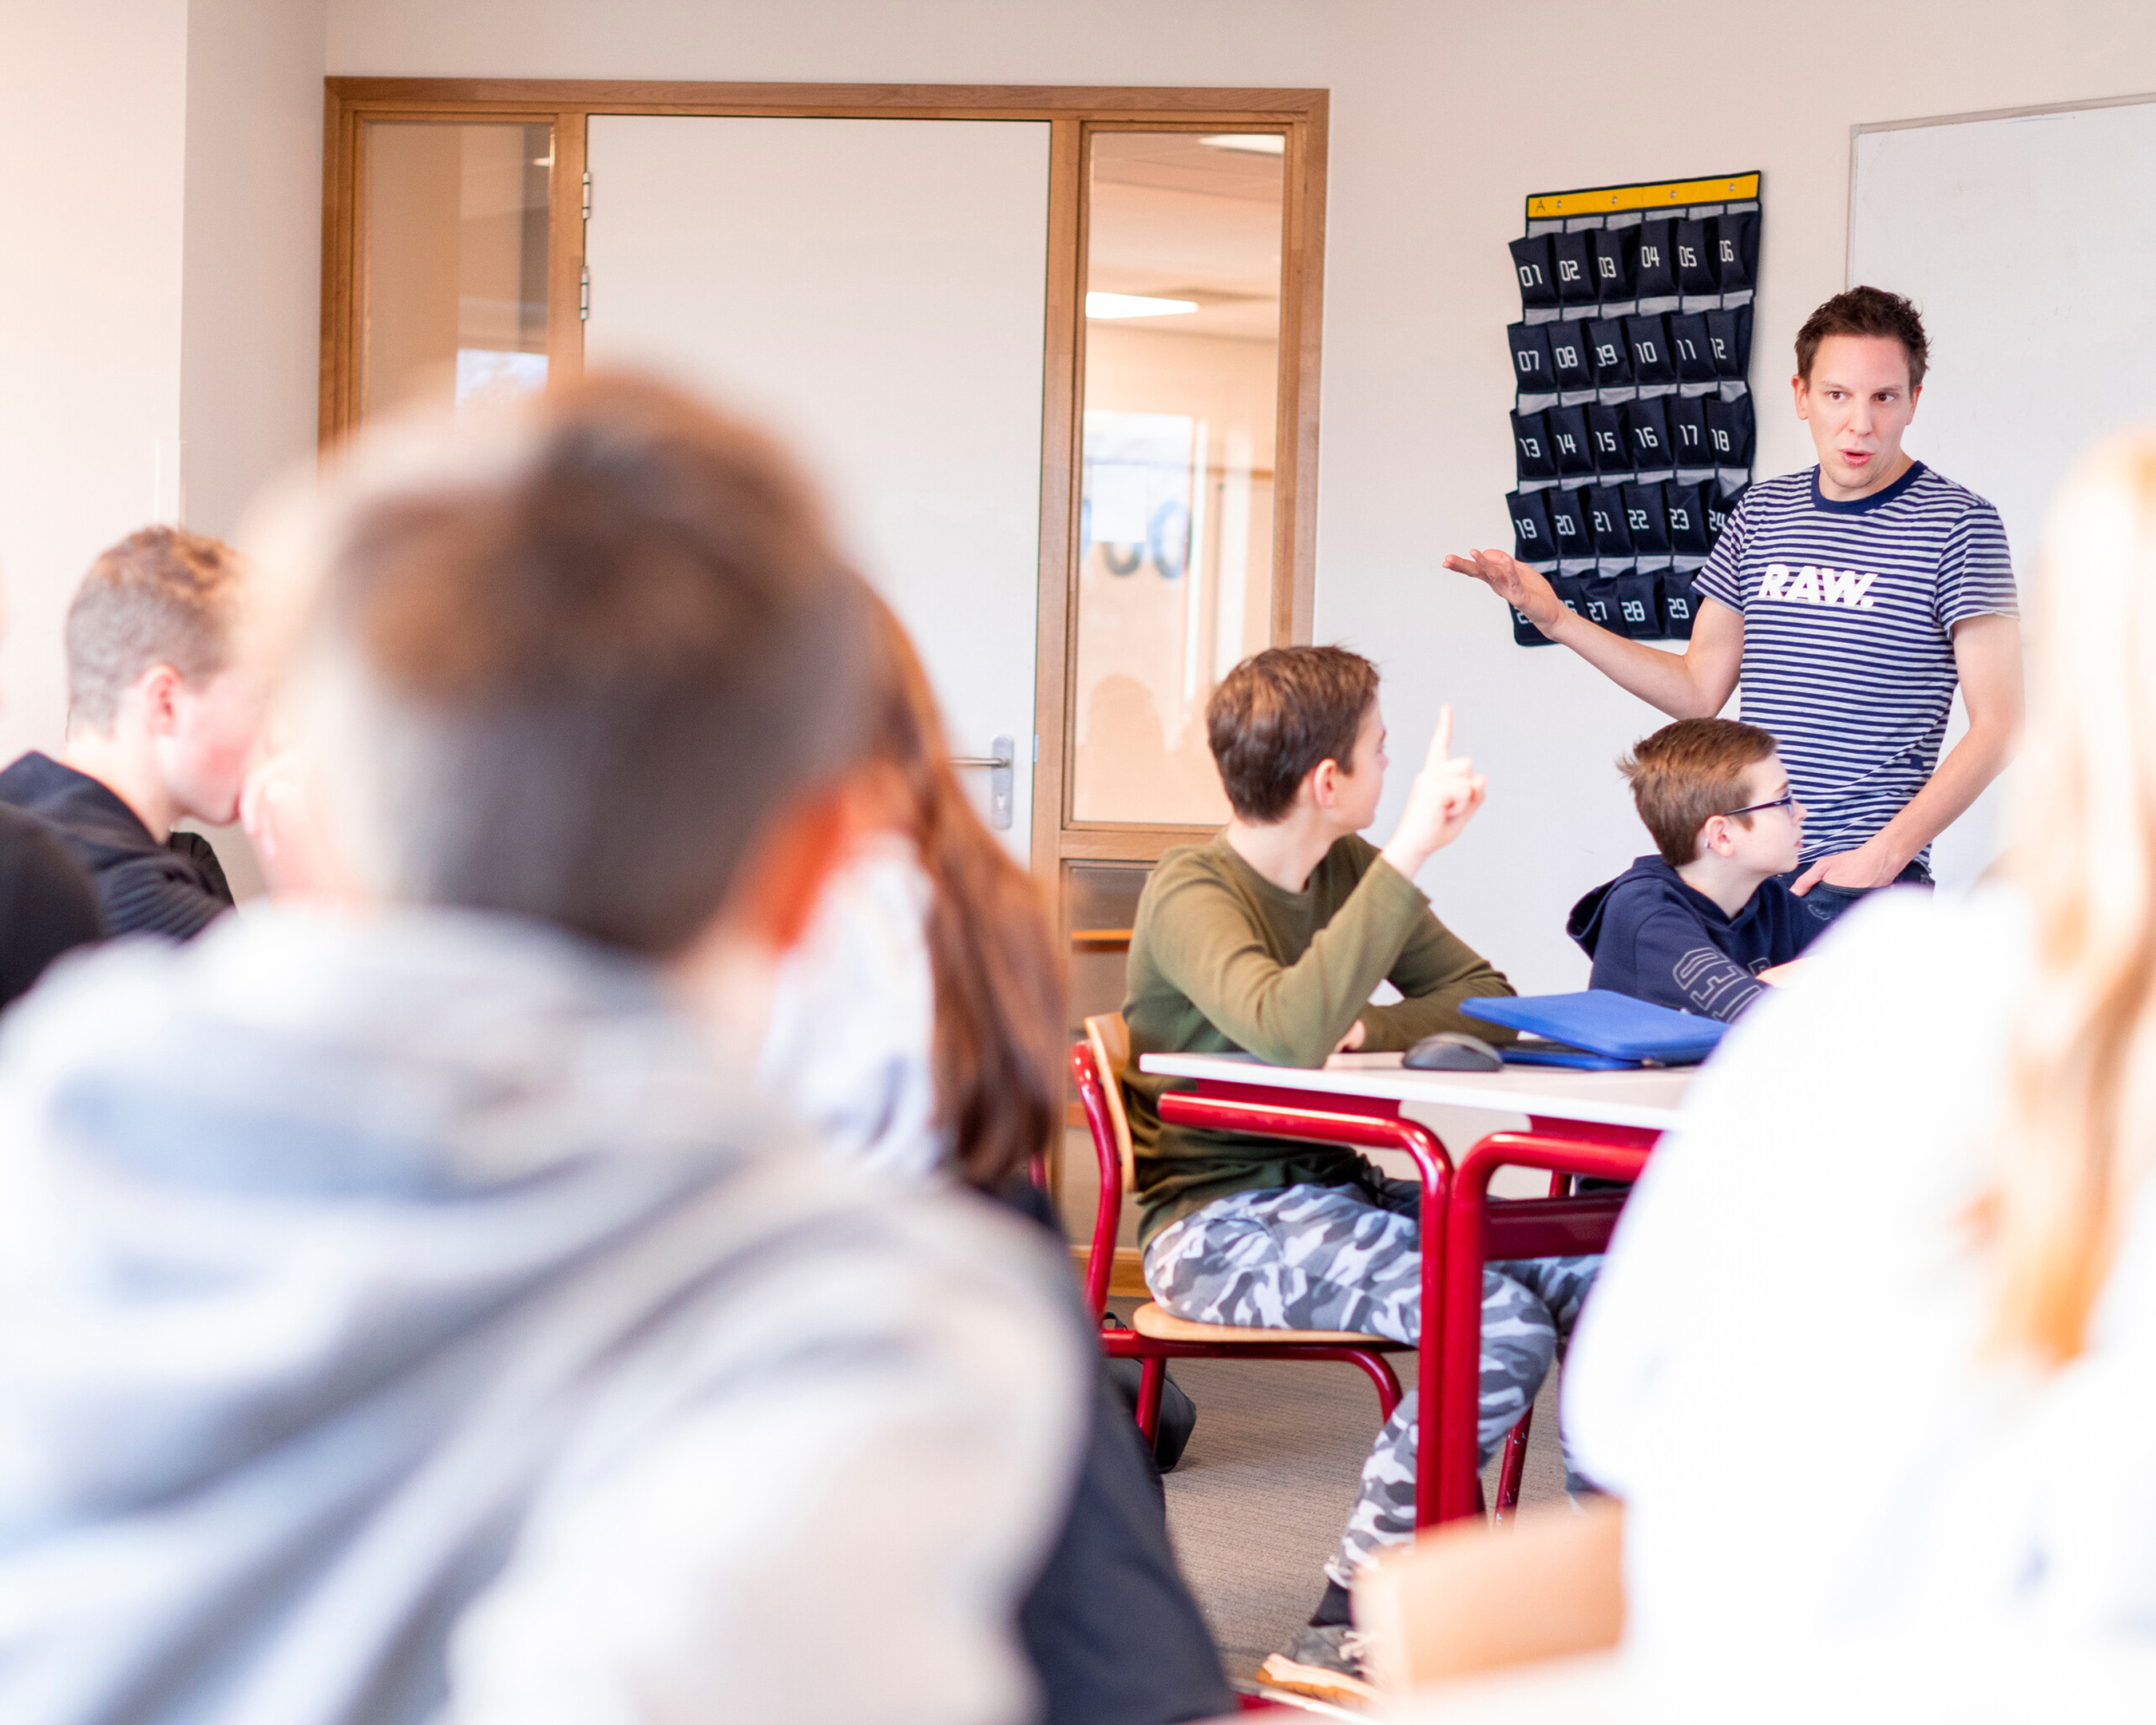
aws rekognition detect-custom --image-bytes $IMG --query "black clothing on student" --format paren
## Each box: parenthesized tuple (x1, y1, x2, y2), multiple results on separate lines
(1019, 1370, 1235, 1724)
(998, 1179, 1234, 1725)
(1567, 854, 1820, 1022)
(0, 805, 102, 1008)
(0, 751, 233, 941)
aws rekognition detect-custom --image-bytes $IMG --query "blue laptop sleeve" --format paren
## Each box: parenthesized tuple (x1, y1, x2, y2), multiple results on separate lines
(1462, 989, 1727, 1065)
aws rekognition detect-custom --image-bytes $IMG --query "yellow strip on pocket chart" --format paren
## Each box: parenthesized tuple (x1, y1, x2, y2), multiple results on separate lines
(1528, 172, 1761, 220)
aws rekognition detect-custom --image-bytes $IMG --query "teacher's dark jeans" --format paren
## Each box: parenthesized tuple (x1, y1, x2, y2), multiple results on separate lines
(1779, 859, 1934, 931)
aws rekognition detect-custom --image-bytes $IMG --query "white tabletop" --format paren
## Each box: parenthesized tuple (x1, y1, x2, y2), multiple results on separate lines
(1136, 1050, 1692, 1132)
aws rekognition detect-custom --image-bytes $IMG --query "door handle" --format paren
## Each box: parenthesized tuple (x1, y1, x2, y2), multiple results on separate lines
(949, 735, 1014, 830)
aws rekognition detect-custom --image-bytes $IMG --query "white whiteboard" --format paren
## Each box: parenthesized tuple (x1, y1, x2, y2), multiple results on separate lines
(1851, 96, 2156, 885)
(582, 116, 1049, 861)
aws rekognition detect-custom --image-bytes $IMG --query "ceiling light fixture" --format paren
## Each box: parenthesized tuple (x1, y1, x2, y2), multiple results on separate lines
(1085, 291, 1200, 319)
(1200, 133, 1286, 156)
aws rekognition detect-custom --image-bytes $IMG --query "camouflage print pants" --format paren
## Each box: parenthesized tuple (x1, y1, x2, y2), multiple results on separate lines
(1142, 1180, 1600, 1587)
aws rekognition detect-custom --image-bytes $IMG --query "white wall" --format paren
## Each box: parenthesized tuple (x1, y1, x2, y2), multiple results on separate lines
(179, 0, 329, 895)
(181, 0, 327, 543)
(0, 6, 191, 760)
(325, 4, 2156, 981)
(0, 0, 321, 894)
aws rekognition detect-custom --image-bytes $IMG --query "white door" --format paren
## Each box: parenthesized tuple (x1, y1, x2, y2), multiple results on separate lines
(582, 115, 1049, 860)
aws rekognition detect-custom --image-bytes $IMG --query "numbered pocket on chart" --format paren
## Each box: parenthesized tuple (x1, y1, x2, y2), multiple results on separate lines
(1715, 212, 1758, 291)
(1587, 403, 1630, 478)
(1548, 321, 1595, 391)
(1590, 227, 1636, 303)
(1579, 573, 1621, 632)
(1632, 218, 1678, 299)
(1551, 230, 1599, 307)
(1548, 573, 1591, 624)
(1674, 218, 1719, 294)
(1546, 405, 1595, 479)
(1623, 480, 1672, 555)
(1507, 488, 1556, 559)
(1510, 235, 1560, 311)
(1622, 395, 1672, 469)
(1706, 303, 1754, 380)
(1586, 317, 1634, 389)
(1512, 601, 1560, 647)
(1659, 566, 1702, 639)
(1666, 395, 1710, 467)
(1508, 320, 1556, 394)
(1613, 572, 1663, 639)
(1623, 314, 1676, 387)
(1664, 481, 1711, 556)
(1512, 409, 1558, 481)
(1703, 395, 1755, 466)
(1546, 485, 1590, 556)
(1707, 481, 1750, 545)
(1667, 312, 1718, 383)
(1587, 483, 1633, 556)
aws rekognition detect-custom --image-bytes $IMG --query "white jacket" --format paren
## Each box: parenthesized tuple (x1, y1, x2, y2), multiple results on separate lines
(1566, 885, 2156, 1659)
(759, 834, 947, 1184)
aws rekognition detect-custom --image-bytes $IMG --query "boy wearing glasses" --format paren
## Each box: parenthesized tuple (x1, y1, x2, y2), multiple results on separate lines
(1568, 718, 1819, 1021)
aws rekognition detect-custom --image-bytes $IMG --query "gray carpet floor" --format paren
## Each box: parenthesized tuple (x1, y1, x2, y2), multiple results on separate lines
(1110, 1302, 1567, 1684)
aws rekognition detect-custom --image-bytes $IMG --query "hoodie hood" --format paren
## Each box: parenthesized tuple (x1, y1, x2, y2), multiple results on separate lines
(1567, 854, 1710, 958)
(0, 902, 787, 1520)
(1567, 855, 1815, 1024)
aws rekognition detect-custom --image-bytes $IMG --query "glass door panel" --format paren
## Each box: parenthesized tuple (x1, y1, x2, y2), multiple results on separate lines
(361, 121, 553, 421)
(1069, 131, 1286, 827)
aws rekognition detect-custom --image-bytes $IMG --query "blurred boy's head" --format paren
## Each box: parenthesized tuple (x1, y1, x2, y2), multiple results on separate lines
(1620, 718, 1803, 876)
(271, 373, 874, 957)
(1207, 645, 1384, 831)
(66, 526, 260, 825)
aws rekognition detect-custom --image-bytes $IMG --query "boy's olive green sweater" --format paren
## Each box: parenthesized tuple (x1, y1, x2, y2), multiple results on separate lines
(1121, 832, 1516, 1245)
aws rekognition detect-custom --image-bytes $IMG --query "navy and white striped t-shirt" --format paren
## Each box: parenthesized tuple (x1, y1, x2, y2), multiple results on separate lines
(1694, 462, 2017, 865)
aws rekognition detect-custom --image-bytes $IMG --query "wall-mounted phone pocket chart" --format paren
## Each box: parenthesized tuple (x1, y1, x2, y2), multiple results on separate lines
(1504, 171, 1762, 646)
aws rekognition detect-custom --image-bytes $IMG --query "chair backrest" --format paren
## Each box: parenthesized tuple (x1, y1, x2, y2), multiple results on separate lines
(1083, 1013, 1135, 1192)
(1068, 1035, 1126, 1319)
(1353, 1498, 1624, 1696)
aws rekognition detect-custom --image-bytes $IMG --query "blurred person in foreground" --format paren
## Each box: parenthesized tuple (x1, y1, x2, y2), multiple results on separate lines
(1562, 432, 2156, 1664)
(0, 527, 260, 938)
(761, 600, 1235, 1723)
(0, 375, 1087, 1724)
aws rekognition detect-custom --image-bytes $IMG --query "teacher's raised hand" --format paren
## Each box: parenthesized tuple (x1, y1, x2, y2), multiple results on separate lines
(1444, 546, 1567, 634)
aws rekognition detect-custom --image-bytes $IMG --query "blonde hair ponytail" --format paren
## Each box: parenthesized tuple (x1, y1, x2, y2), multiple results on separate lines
(1998, 435, 2156, 1362)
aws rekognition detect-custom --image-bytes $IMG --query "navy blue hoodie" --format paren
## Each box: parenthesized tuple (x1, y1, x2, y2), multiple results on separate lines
(1567, 855, 1821, 1021)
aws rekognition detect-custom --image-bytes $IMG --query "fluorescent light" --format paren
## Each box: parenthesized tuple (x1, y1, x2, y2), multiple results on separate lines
(1086, 291, 1199, 320)
(1201, 133, 1286, 156)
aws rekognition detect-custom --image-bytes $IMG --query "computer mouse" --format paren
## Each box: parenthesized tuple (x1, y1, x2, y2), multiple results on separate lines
(1403, 1031, 1505, 1073)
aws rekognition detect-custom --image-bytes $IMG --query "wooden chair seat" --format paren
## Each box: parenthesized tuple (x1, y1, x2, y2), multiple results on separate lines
(1129, 1299, 1400, 1349)
(1069, 1019, 1411, 1440)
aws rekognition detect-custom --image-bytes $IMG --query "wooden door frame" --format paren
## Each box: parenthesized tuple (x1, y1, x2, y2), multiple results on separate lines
(320, 79, 1328, 902)
(1046, 109, 1326, 891)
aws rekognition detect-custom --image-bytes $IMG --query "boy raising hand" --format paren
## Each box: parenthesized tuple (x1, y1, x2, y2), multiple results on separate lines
(1118, 645, 1600, 1705)
(1336, 701, 1485, 1050)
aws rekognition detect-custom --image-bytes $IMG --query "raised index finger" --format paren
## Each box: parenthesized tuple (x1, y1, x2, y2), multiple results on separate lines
(1430, 704, 1454, 767)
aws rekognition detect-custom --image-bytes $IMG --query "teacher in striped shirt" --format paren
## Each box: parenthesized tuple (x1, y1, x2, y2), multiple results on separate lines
(1450, 287, 2022, 928)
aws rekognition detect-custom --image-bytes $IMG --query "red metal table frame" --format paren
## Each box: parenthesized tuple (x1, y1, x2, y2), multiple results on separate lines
(1154, 1065, 1664, 1525)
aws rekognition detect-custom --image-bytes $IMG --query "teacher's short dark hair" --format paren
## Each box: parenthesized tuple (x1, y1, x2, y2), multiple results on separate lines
(1207, 645, 1380, 823)
(1795, 286, 1929, 389)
